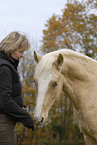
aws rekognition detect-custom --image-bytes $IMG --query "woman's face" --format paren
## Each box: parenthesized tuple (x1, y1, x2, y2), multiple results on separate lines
(11, 48, 25, 60)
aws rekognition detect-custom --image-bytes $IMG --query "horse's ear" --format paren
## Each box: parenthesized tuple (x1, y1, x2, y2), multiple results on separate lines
(53, 53, 63, 69)
(34, 51, 42, 63)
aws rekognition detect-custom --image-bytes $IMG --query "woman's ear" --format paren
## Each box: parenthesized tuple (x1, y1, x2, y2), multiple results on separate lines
(34, 51, 42, 63)
(53, 53, 63, 70)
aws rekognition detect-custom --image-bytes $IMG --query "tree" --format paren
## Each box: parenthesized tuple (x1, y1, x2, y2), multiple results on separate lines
(42, 0, 97, 58)
(16, 49, 36, 144)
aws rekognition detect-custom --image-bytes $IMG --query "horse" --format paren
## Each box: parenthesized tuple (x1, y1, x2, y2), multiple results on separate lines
(33, 49, 97, 145)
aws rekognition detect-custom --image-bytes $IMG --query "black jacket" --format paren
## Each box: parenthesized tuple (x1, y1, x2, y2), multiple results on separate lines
(0, 52, 34, 129)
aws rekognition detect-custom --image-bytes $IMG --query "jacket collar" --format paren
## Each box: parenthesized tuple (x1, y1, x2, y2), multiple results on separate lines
(0, 52, 19, 70)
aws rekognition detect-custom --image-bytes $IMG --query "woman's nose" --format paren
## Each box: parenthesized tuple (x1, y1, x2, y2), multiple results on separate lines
(21, 53, 24, 57)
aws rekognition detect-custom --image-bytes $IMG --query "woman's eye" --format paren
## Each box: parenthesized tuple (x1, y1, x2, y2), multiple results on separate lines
(53, 82, 57, 87)
(19, 51, 23, 53)
(19, 50, 24, 53)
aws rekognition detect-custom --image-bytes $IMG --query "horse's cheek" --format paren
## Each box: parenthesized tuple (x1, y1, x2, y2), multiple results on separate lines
(57, 82, 63, 97)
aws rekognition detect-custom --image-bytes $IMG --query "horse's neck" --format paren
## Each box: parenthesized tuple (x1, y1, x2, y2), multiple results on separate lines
(62, 55, 97, 109)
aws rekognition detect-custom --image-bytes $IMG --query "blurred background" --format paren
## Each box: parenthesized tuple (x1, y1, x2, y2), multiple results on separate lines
(1, 0, 97, 144)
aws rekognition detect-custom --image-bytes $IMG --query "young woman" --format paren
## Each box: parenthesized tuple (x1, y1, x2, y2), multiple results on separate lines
(0, 31, 34, 145)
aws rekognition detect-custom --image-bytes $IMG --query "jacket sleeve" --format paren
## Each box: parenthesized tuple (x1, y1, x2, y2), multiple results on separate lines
(0, 65, 34, 129)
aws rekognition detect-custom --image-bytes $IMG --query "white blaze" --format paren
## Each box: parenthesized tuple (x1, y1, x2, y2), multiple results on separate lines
(35, 73, 52, 118)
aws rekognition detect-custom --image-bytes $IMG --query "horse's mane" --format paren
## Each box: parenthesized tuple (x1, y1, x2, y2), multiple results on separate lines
(35, 49, 96, 76)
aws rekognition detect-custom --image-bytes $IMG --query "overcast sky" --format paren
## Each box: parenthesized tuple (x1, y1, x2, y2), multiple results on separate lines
(0, 0, 67, 48)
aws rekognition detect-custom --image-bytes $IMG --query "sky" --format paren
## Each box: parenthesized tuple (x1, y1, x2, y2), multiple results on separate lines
(0, 0, 66, 49)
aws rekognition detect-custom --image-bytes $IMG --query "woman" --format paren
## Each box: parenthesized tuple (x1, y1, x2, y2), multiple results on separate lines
(0, 31, 34, 145)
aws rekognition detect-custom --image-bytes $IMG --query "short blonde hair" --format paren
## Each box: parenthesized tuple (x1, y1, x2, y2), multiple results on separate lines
(0, 31, 30, 54)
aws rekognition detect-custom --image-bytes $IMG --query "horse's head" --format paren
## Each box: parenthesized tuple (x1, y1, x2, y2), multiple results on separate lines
(33, 51, 64, 124)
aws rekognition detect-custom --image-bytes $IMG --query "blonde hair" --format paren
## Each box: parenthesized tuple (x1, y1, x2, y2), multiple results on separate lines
(0, 31, 30, 54)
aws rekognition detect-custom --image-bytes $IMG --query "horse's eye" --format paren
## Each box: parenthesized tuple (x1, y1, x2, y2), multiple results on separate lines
(53, 82, 57, 87)
(33, 79, 36, 84)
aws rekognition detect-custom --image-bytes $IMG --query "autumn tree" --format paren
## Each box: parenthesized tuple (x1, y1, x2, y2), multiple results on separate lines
(15, 49, 36, 144)
(42, 0, 97, 58)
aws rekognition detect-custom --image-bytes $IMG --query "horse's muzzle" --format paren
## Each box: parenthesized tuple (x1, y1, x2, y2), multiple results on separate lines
(34, 117, 44, 125)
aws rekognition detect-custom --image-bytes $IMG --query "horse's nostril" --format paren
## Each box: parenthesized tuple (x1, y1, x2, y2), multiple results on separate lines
(41, 117, 44, 123)
(34, 117, 44, 125)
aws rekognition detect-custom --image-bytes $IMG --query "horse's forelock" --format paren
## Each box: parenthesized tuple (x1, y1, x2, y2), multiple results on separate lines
(35, 54, 56, 76)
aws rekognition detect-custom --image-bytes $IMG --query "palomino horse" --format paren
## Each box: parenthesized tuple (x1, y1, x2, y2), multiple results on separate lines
(34, 49, 97, 145)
